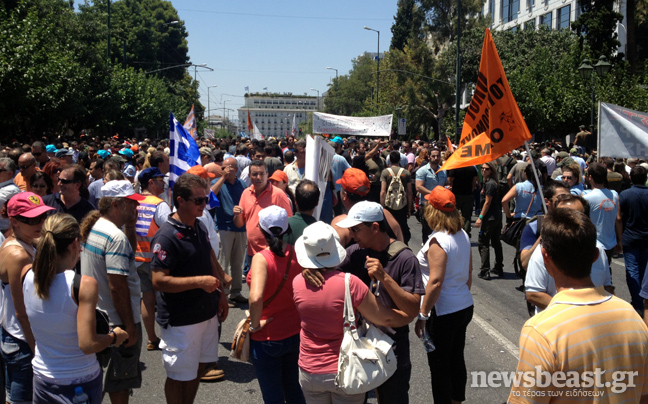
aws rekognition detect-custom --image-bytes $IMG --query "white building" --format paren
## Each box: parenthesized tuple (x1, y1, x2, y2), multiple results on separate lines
(237, 93, 319, 138)
(483, 0, 627, 53)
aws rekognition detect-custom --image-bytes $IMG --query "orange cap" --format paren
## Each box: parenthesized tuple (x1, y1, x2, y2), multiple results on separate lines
(131, 144, 139, 153)
(425, 186, 456, 212)
(336, 168, 370, 196)
(187, 165, 215, 180)
(269, 170, 288, 183)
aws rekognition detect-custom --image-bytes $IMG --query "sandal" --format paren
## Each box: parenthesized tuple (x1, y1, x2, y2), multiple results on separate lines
(147, 339, 160, 351)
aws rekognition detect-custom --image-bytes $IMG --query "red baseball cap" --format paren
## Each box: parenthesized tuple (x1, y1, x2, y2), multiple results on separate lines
(187, 165, 216, 180)
(336, 168, 370, 196)
(425, 186, 456, 212)
(7, 193, 55, 218)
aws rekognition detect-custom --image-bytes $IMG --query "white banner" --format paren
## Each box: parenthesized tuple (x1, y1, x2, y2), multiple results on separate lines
(305, 135, 335, 220)
(599, 102, 648, 158)
(203, 129, 215, 139)
(313, 112, 393, 137)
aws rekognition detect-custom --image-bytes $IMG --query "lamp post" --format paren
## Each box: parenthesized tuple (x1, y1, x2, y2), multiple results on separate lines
(577, 55, 611, 134)
(326, 66, 338, 80)
(207, 85, 217, 126)
(310, 88, 320, 110)
(364, 26, 380, 113)
(223, 99, 232, 127)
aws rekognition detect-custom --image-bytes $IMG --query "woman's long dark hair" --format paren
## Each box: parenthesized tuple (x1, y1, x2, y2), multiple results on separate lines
(525, 163, 540, 193)
(261, 226, 290, 256)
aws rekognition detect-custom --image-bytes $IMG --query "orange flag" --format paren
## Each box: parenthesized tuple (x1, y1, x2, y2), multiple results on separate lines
(439, 29, 532, 172)
(446, 136, 453, 151)
(247, 109, 253, 133)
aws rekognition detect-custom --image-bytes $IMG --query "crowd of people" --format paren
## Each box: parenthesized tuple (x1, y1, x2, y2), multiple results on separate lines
(0, 132, 646, 403)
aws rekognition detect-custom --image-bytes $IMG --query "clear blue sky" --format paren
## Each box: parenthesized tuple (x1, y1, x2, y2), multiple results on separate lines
(171, 0, 397, 122)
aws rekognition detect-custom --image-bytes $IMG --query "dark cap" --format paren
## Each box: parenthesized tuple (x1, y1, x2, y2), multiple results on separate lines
(138, 167, 165, 185)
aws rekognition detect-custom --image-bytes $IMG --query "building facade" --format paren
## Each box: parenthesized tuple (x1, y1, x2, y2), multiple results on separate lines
(237, 93, 319, 138)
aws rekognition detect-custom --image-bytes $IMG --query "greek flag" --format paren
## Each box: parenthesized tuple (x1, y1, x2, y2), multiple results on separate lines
(245, 86, 249, 92)
(169, 112, 220, 208)
(170, 112, 201, 190)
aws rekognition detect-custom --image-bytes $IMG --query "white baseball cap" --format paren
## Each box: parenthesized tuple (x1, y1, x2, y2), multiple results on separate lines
(258, 205, 289, 235)
(101, 180, 145, 201)
(335, 201, 384, 229)
(295, 222, 346, 269)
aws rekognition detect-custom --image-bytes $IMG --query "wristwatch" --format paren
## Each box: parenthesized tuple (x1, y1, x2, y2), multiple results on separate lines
(108, 329, 117, 347)
(418, 312, 430, 321)
(249, 325, 259, 333)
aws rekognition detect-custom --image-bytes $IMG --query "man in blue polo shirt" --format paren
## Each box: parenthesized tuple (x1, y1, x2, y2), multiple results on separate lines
(151, 173, 229, 404)
(211, 157, 248, 307)
(415, 148, 447, 240)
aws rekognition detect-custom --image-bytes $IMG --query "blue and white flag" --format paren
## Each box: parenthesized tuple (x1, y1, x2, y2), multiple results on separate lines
(169, 112, 220, 208)
(245, 86, 249, 92)
(170, 112, 201, 189)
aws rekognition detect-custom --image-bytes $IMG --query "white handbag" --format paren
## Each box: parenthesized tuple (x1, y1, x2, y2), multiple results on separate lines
(335, 273, 397, 394)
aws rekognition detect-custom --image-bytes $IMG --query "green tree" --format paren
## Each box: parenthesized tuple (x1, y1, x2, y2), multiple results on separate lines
(390, 0, 425, 51)
(571, 0, 623, 60)
(324, 55, 375, 116)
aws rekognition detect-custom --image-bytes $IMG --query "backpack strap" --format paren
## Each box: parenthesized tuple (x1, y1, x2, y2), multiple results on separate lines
(73, 273, 81, 305)
(386, 240, 409, 260)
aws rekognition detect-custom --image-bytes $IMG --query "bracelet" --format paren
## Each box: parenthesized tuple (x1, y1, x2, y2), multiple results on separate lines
(478, 215, 484, 220)
(418, 313, 430, 321)
(249, 325, 259, 333)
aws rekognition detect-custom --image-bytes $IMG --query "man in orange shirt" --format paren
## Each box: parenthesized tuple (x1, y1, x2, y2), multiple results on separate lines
(14, 153, 38, 192)
(233, 160, 293, 276)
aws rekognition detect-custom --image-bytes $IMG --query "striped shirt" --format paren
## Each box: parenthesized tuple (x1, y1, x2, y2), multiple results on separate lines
(509, 287, 648, 403)
(80, 217, 141, 326)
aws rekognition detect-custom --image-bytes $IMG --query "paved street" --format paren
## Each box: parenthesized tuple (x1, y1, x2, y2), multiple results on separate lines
(124, 214, 632, 404)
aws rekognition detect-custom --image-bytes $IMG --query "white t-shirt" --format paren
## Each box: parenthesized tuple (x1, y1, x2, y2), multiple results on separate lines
(416, 230, 473, 316)
(197, 209, 220, 257)
(524, 241, 611, 315)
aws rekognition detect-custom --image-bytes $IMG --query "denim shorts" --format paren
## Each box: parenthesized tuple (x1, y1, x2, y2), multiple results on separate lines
(1, 328, 33, 404)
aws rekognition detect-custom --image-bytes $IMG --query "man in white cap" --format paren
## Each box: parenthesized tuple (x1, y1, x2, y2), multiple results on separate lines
(306, 200, 424, 404)
(80, 180, 145, 404)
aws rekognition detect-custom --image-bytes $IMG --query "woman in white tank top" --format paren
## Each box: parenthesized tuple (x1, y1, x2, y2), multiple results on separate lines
(0, 192, 55, 403)
(24, 213, 128, 403)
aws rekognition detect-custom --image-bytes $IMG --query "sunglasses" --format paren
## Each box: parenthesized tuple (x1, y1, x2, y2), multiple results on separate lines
(14, 214, 47, 226)
(185, 196, 209, 206)
(481, 167, 491, 171)
(58, 178, 76, 184)
(31, 184, 47, 189)
(32, 152, 42, 157)
(562, 176, 574, 180)
(19, 163, 34, 170)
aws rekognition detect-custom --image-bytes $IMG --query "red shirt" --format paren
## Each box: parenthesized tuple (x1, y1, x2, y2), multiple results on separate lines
(247, 247, 302, 342)
(239, 183, 293, 255)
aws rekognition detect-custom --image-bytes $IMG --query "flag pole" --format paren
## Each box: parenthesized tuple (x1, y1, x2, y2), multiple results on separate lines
(597, 101, 601, 162)
(523, 141, 548, 215)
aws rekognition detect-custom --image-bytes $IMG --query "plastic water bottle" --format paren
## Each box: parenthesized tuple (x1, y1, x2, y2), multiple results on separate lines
(72, 386, 89, 404)
(421, 330, 435, 353)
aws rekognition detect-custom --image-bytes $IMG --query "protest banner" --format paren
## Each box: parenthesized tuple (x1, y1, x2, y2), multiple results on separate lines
(305, 135, 335, 220)
(313, 112, 392, 137)
(599, 102, 648, 158)
(440, 29, 532, 172)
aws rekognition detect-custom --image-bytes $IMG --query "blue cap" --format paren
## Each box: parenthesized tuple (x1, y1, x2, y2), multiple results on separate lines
(96, 150, 111, 159)
(138, 167, 165, 185)
(332, 136, 344, 144)
(46, 144, 57, 153)
(119, 148, 134, 159)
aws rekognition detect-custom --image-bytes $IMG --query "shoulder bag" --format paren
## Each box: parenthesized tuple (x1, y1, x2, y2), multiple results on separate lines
(501, 193, 535, 247)
(335, 273, 397, 394)
(230, 248, 293, 362)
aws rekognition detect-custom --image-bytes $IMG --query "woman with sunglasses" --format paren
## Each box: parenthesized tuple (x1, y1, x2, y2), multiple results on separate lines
(24, 213, 128, 403)
(43, 160, 64, 194)
(0, 193, 55, 404)
(29, 171, 54, 197)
